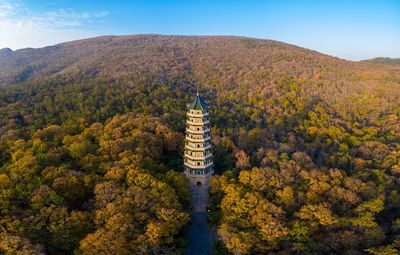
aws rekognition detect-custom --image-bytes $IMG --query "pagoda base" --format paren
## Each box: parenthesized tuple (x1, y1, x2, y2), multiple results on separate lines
(184, 171, 213, 189)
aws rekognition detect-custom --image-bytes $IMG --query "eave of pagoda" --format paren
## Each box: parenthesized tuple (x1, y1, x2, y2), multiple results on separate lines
(185, 128, 211, 134)
(184, 161, 214, 169)
(185, 144, 212, 151)
(184, 153, 213, 161)
(187, 112, 209, 118)
(186, 119, 210, 126)
(185, 136, 211, 143)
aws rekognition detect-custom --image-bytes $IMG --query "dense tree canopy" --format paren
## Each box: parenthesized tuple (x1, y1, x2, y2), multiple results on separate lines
(0, 113, 189, 254)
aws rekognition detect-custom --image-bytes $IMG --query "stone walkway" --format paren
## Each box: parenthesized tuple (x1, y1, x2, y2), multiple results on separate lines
(186, 185, 213, 255)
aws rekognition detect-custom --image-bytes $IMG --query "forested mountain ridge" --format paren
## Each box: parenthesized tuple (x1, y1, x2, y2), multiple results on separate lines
(1, 35, 399, 86)
(2, 34, 344, 84)
(362, 57, 400, 65)
(1, 35, 400, 254)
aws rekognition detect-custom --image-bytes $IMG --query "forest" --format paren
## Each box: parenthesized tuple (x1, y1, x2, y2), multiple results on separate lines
(1, 35, 400, 254)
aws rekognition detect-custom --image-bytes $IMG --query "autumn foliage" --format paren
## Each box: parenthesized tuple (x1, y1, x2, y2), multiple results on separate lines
(0, 35, 400, 254)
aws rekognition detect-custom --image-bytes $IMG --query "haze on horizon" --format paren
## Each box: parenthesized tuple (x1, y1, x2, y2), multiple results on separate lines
(0, 0, 399, 61)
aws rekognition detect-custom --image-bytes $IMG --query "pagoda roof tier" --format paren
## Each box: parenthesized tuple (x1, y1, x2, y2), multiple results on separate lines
(185, 128, 211, 134)
(184, 162, 214, 169)
(184, 154, 213, 161)
(187, 93, 209, 110)
(185, 144, 212, 151)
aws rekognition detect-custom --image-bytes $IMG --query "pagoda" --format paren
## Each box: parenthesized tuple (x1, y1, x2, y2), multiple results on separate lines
(184, 91, 214, 187)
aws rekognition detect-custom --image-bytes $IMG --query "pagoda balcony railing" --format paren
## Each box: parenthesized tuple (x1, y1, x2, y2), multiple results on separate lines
(185, 128, 211, 134)
(186, 119, 210, 126)
(185, 136, 211, 143)
(185, 168, 214, 176)
(184, 161, 214, 169)
(185, 144, 212, 151)
(187, 112, 209, 118)
(184, 153, 213, 161)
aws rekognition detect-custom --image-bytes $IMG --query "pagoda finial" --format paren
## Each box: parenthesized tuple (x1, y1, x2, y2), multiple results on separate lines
(188, 86, 208, 110)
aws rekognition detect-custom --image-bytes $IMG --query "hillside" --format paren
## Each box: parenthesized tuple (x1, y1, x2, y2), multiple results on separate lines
(363, 57, 400, 65)
(1, 35, 399, 125)
(0, 35, 399, 86)
(1, 35, 349, 84)
(1, 35, 400, 254)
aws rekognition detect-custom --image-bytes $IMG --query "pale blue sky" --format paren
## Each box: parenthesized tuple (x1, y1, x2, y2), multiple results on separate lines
(0, 0, 399, 60)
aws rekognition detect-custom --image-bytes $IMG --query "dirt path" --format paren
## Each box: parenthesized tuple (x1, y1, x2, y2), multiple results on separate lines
(186, 185, 213, 255)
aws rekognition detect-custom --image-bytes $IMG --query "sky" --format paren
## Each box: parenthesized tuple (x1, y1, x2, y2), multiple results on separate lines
(0, 0, 399, 60)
